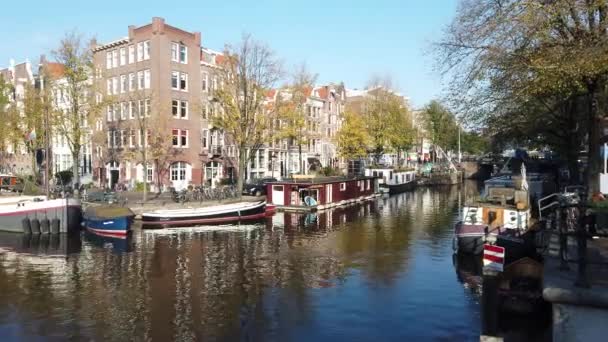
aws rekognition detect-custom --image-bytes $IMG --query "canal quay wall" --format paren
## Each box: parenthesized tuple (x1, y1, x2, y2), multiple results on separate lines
(543, 230, 608, 341)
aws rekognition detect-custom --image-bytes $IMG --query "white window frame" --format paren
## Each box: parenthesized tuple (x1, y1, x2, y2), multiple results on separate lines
(112, 77, 118, 95)
(112, 50, 118, 68)
(180, 100, 188, 119)
(120, 75, 127, 93)
(202, 72, 208, 92)
(145, 98, 151, 117)
(129, 73, 135, 91)
(144, 69, 150, 89)
(128, 45, 135, 64)
(171, 71, 179, 90)
(107, 79, 112, 95)
(113, 103, 119, 121)
(129, 101, 135, 119)
(137, 42, 143, 62)
(121, 102, 128, 120)
(179, 44, 187, 63)
(143, 40, 150, 60)
(107, 105, 113, 122)
(106, 51, 112, 69)
(340, 182, 346, 191)
(172, 100, 179, 118)
(138, 71, 144, 90)
(138, 100, 145, 118)
(171, 42, 179, 62)
(180, 72, 188, 91)
(120, 47, 126, 66)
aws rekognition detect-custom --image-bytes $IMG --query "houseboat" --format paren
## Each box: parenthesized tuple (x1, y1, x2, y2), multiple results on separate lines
(454, 177, 532, 254)
(364, 167, 416, 194)
(266, 176, 380, 211)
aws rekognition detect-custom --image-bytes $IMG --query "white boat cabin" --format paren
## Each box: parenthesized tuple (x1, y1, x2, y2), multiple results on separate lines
(364, 168, 416, 186)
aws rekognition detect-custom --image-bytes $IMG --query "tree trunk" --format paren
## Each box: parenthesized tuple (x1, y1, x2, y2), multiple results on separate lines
(298, 143, 303, 175)
(237, 147, 247, 199)
(586, 86, 601, 197)
(72, 148, 81, 198)
(142, 151, 147, 203)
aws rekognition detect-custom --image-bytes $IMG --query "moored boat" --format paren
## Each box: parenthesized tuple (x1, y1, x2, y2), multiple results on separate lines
(364, 167, 416, 194)
(0, 196, 81, 234)
(141, 201, 267, 228)
(83, 206, 134, 238)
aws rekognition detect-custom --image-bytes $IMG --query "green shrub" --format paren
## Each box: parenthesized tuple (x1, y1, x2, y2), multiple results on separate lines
(219, 178, 234, 185)
(319, 166, 342, 176)
(22, 181, 42, 196)
(55, 170, 73, 185)
(134, 182, 150, 192)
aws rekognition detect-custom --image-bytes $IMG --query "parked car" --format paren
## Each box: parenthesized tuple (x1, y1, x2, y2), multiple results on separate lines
(243, 177, 277, 196)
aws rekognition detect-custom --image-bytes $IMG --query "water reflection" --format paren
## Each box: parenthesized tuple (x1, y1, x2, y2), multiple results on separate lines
(0, 185, 483, 341)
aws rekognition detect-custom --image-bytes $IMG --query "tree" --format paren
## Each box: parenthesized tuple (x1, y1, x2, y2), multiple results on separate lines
(18, 83, 46, 183)
(336, 111, 370, 160)
(0, 77, 15, 171)
(437, 0, 608, 193)
(276, 64, 317, 174)
(387, 101, 415, 167)
(50, 32, 102, 195)
(363, 79, 398, 163)
(421, 100, 457, 161)
(213, 34, 282, 195)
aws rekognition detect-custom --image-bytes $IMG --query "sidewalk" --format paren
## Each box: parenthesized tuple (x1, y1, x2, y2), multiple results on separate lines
(543, 233, 608, 341)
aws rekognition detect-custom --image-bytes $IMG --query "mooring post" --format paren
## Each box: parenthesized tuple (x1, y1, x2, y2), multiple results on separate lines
(481, 269, 500, 337)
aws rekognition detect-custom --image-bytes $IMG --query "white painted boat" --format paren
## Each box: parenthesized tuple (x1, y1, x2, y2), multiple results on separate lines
(0, 197, 82, 233)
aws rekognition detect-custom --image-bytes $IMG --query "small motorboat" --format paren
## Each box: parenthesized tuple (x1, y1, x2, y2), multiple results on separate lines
(141, 201, 267, 228)
(83, 206, 134, 238)
(0, 196, 81, 234)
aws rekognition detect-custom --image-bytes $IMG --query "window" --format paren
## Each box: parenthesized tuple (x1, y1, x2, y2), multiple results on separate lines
(128, 45, 135, 64)
(138, 100, 145, 118)
(170, 162, 188, 181)
(137, 42, 143, 62)
(121, 102, 128, 120)
(179, 45, 187, 63)
(106, 51, 112, 69)
(112, 50, 118, 68)
(171, 71, 188, 91)
(129, 73, 136, 91)
(202, 129, 208, 148)
(172, 100, 179, 117)
(143, 40, 150, 60)
(340, 182, 346, 191)
(202, 102, 209, 119)
(367, 179, 371, 190)
(147, 168, 153, 182)
(120, 47, 126, 65)
(171, 71, 179, 89)
(112, 77, 118, 95)
(132, 100, 139, 118)
(120, 75, 127, 93)
(180, 100, 188, 118)
(107, 131, 112, 147)
(107, 79, 112, 95)
(172, 129, 188, 147)
(171, 42, 178, 62)
(113, 103, 119, 121)
(180, 72, 188, 90)
(129, 101, 135, 119)
(212, 76, 218, 90)
(202, 72, 208, 91)
(144, 69, 150, 89)
(145, 98, 151, 117)
(138, 71, 144, 90)
(107, 105, 113, 122)
(129, 130, 135, 147)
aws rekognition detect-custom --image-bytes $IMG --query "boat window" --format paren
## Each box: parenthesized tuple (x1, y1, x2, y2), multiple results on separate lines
(340, 182, 346, 191)
(373, 171, 378, 177)
(273, 185, 283, 192)
(366, 180, 370, 190)
(390, 171, 393, 180)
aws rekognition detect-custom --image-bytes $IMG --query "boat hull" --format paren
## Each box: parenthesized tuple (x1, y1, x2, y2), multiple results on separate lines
(141, 201, 267, 228)
(85, 216, 132, 238)
(454, 222, 498, 254)
(0, 198, 82, 234)
(385, 181, 416, 194)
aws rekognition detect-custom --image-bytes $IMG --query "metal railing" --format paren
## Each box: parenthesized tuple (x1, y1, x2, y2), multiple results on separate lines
(543, 201, 608, 288)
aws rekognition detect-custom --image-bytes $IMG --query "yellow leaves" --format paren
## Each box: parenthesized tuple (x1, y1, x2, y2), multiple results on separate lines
(336, 111, 370, 159)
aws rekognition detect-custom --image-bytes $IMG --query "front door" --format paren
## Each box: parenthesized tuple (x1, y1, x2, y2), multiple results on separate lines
(110, 170, 119, 190)
(325, 184, 332, 204)
(272, 185, 284, 205)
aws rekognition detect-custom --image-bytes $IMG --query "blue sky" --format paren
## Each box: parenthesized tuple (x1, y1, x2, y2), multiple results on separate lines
(0, 0, 458, 108)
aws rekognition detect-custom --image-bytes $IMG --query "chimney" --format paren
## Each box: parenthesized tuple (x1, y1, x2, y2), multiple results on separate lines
(152, 17, 165, 34)
(194, 32, 201, 47)
(128, 25, 135, 40)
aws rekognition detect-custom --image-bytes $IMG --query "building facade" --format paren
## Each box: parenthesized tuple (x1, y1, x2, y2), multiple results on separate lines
(0, 59, 35, 175)
(92, 17, 204, 190)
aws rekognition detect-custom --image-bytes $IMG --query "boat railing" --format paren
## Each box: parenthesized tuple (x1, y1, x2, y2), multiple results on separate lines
(538, 193, 560, 221)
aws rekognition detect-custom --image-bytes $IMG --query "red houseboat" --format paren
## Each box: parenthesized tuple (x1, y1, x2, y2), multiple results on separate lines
(266, 176, 380, 211)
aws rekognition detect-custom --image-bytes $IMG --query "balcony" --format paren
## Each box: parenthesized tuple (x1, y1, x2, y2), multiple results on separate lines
(209, 145, 223, 156)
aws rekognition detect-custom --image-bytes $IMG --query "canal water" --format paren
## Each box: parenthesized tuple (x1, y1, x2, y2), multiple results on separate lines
(0, 184, 487, 341)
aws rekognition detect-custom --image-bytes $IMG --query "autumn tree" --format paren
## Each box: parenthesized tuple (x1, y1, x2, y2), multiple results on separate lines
(421, 100, 457, 161)
(276, 64, 317, 174)
(336, 111, 370, 160)
(50, 32, 103, 195)
(437, 0, 608, 193)
(18, 83, 46, 183)
(0, 77, 14, 169)
(213, 34, 282, 194)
